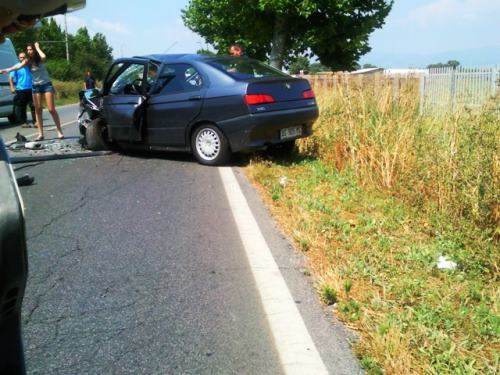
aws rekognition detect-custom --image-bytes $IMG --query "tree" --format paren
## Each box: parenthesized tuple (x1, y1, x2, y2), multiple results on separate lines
(288, 56, 310, 74)
(447, 60, 460, 69)
(7, 19, 113, 81)
(182, 0, 393, 70)
(309, 62, 329, 74)
(196, 48, 216, 56)
(362, 63, 377, 69)
(427, 60, 461, 70)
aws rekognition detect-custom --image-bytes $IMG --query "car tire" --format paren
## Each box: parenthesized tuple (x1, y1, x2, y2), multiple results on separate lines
(85, 119, 108, 151)
(191, 124, 230, 166)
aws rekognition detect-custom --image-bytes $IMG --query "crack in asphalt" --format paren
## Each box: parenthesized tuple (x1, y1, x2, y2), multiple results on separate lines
(27, 186, 93, 241)
(24, 275, 63, 325)
(28, 237, 85, 285)
(26, 158, 156, 242)
(28, 299, 142, 326)
(22, 155, 227, 373)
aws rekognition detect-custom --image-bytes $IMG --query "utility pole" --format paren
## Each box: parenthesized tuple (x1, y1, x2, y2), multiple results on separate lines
(65, 14, 69, 62)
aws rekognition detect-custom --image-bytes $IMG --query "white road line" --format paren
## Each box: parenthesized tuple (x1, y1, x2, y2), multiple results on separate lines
(7, 120, 77, 144)
(219, 167, 329, 375)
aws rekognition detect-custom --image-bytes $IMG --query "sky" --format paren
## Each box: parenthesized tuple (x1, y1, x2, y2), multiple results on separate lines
(53, 0, 500, 68)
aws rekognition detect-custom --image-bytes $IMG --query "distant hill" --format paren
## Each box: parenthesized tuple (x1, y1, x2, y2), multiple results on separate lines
(359, 46, 500, 68)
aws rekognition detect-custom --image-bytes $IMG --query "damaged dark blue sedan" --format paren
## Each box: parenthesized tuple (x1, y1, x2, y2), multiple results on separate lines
(79, 54, 318, 165)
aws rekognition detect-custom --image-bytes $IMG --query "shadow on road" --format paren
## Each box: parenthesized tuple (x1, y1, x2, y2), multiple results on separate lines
(117, 148, 317, 168)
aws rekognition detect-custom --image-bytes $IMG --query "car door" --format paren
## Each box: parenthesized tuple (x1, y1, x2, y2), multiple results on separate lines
(102, 59, 150, 143)
(146, 63, 205, 146)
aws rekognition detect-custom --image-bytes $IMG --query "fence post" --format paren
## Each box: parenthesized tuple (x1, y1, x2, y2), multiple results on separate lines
(449, 68, 457, 112)
(491, 67, 498, 98)
(419, 73, 426, 115)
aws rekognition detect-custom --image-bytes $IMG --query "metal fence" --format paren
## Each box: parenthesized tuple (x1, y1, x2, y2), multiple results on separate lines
(419, 67, 499, 113)
(303, 73, 420, 103)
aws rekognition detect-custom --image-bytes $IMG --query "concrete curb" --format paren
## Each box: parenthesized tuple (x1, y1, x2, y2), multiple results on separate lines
(9, 150, 113, 164)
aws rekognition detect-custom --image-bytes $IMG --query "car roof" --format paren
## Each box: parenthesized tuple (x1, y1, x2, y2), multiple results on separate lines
(137, 54, 212, 64)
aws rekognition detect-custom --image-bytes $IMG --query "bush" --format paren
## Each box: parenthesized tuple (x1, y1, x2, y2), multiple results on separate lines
(47, 60, 81, 82)
(52, 80, 82, 103)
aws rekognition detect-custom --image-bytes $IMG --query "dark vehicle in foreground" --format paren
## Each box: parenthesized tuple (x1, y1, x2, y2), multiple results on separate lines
(79, 54, 318, 165)
(0, 137, 28, 375)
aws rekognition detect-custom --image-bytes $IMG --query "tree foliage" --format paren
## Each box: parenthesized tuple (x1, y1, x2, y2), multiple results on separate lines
(427, 60, 461, 70)
(309, 62, 329, 74)
(196, 48, 216, 56)
(288, 56, 310, 74)
(9, 18, 113, 81)
(182, 0, 393, 70)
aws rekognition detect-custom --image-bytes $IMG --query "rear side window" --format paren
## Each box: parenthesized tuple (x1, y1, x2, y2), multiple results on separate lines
(158, 64, 203, 94)
(208, 58, 289, 80)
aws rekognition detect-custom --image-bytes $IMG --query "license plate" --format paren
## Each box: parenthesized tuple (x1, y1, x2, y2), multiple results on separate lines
(280, 126, 302, 140)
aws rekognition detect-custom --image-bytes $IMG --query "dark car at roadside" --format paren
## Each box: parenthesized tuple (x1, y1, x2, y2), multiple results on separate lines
(79, 54, 318, 165)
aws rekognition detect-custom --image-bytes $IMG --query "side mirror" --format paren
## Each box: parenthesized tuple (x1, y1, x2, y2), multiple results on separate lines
(0, 138, 28, 375)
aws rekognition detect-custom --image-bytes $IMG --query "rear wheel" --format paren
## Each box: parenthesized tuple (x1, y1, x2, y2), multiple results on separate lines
(191, 124, 230, 166)
(85, 119, 108, 151)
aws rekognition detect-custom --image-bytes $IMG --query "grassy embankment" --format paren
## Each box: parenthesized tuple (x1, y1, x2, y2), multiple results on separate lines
(53, 80, 84, 106)
(245, 77, 499, 374)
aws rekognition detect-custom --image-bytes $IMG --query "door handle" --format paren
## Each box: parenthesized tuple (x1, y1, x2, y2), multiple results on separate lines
(189, 95, 202, 101)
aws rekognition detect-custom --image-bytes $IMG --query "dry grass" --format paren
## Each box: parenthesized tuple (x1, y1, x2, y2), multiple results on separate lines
(306, 78, 499, 232)
(53, 80, 85, 106)
(245, 78, 499, 374)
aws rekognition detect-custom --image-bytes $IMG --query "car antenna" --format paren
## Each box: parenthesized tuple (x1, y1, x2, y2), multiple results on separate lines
(164, 41, 177, 53)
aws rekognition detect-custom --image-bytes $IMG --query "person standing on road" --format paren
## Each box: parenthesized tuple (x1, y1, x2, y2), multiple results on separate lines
(83, 70, 96, 90)
(8, 51, 36, 128)
(0, 42, 64, 140)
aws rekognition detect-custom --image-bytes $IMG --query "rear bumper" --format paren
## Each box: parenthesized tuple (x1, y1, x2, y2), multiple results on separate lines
(218, 105, 318, 152)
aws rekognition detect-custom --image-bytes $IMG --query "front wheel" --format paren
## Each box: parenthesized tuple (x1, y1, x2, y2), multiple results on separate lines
(85, 119, 108, 151)
(191, 125, 230, 166)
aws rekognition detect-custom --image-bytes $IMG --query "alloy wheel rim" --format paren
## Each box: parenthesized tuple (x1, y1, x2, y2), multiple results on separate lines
(196, 128, 220, 161)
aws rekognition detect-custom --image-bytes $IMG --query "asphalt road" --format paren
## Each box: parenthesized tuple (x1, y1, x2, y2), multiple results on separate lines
(0, 104, 79, 143)
(3, 106, 361, 374)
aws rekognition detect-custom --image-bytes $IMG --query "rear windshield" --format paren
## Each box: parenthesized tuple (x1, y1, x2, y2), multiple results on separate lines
(208, 57, 289, 80)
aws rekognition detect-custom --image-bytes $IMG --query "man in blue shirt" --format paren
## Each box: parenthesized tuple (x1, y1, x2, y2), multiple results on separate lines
(8, 51, 35, 127)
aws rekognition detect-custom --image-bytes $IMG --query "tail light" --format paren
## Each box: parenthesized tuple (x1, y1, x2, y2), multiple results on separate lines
(303, 89, 315, 99)
(244, 94, 275, 105)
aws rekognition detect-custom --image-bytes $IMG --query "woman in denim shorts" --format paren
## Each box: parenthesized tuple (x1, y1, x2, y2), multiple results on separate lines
(1, 42, 64, 140)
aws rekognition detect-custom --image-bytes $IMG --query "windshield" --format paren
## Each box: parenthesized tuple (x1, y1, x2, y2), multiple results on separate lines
(109, 63, 145, 95)
(207, 57, 289, 80)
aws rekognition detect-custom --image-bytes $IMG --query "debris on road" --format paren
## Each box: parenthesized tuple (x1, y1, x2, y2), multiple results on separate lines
(15, 132, 28, 143)
(25, 141, 44, 150)
(16, 174, 35, 186)
(6, 136, 113, 163)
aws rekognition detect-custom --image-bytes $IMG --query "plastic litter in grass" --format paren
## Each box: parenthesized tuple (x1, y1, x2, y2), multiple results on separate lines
(437, 255, 457, 270)
(279, 176, 288, 187)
